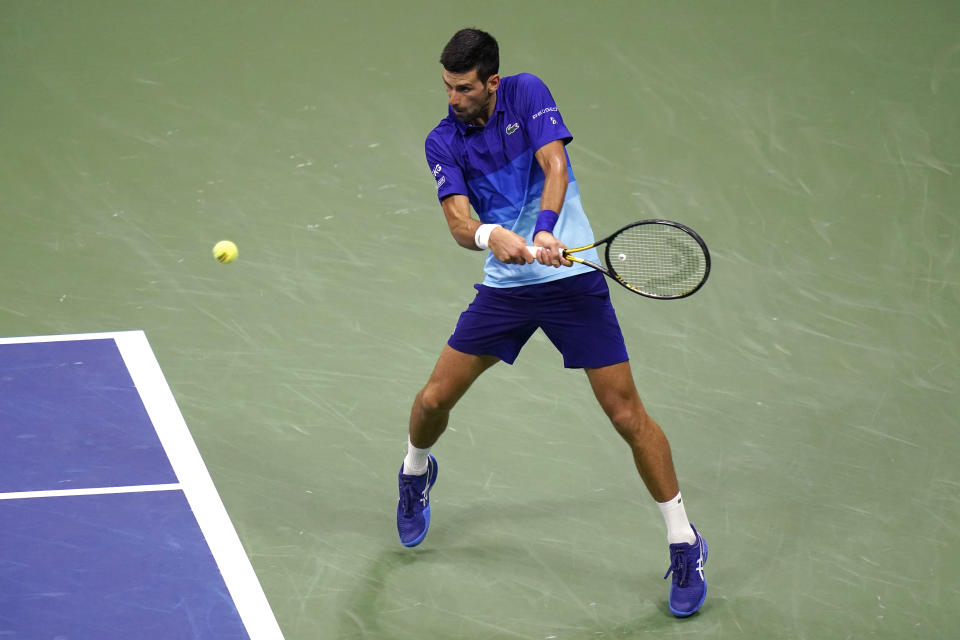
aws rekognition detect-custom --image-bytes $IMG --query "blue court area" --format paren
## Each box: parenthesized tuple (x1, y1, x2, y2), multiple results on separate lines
(1, 339, 176, 492)
(3, 491, 246, 638)
(0, 334, 282, 639)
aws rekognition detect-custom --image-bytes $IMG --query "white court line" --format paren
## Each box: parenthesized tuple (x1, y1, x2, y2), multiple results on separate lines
(0, 484, 182, 501)
(0, 330, 285, 640)
(0, 331, 140, 345)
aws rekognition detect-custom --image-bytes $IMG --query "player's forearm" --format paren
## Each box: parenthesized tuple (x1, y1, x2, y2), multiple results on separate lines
(533, 159, 568, 245)
(454, 219, 485, 250)
(441, 194, 485, 250)
(534, 139, 569, 216)
(533, 141, 569, 245)
(540, 160, 568, 214)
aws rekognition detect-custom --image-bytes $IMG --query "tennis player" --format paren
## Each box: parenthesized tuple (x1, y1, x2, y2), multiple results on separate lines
(397, 28, 708, 617)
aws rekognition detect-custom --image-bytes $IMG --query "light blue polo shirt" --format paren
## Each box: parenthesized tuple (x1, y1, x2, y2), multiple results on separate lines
(425, 73, 600, 287)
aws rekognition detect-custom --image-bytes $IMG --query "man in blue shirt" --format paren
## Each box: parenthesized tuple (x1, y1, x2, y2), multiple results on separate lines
(396, 28, 708, 618)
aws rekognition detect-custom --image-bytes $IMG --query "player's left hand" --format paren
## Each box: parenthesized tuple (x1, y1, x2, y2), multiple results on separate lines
(533, 231, 571, 267)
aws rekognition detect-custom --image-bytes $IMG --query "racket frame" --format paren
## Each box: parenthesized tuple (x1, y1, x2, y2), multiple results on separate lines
(561, 219, 711, 300)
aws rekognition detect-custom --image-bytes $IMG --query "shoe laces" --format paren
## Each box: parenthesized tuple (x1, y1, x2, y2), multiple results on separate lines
(663, 546, 689, 586)
(399, 479, 419, 518)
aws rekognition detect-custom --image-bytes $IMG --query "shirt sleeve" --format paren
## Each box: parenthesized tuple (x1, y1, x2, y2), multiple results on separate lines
(515, 73, 573, 151)
(425, 131, 466, 202)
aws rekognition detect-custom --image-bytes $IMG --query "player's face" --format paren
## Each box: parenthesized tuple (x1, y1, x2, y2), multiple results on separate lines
(442, 68, 499, 125)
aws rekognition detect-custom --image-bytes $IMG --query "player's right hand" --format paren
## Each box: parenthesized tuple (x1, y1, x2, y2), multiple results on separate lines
(489, 227, 534, 264)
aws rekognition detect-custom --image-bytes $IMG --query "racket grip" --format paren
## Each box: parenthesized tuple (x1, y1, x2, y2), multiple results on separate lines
(526, 246, 569, 260)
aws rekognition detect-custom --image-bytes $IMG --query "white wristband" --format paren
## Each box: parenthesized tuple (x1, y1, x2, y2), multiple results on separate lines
(474, 223, 498, 250)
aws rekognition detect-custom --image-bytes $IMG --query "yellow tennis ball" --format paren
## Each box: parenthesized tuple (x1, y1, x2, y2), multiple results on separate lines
(213, 240, 238, 263)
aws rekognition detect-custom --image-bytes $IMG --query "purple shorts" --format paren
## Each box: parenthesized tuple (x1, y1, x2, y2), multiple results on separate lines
(447, 271, 629, 368)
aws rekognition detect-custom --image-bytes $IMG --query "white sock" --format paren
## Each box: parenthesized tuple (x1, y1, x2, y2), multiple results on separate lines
(402, 439, 430, 475)
(657, 492, 697, 545)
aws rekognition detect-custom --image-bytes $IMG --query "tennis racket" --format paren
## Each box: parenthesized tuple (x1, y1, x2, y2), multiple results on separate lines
(527, 219, 711, 299)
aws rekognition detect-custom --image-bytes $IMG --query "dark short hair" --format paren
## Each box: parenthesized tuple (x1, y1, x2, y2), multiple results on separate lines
(440, 28, 499, 82)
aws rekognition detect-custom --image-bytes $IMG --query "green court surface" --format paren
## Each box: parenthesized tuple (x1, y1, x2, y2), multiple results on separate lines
(2, 1, 958, 638)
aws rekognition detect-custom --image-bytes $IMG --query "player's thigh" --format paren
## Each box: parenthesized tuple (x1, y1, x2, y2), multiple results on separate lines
(421, 344, 499, 410)
(584, 361, 646, 423)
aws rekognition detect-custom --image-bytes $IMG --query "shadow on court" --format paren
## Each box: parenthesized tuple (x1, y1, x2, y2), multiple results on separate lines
(331, 496, 800, 639)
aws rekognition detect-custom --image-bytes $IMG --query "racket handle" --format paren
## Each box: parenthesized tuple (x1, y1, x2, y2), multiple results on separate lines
(525, 246, 569, 259)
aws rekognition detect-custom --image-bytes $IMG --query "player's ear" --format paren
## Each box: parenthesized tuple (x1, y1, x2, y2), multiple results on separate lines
(486, 74, 500, 92)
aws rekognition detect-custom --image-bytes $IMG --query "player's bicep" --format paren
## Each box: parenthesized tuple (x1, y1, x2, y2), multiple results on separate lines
(440, 194, 472, 229)
(534, 140, 568, 178)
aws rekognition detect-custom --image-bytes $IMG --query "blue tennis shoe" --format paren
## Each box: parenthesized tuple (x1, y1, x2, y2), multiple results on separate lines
(396, 455, 438, 547)
(664, 524, 708, 617)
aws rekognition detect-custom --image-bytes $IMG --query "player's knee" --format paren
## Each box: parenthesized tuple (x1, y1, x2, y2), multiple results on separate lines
(417, 384, 455, 415)
(610, 402, 651, 445)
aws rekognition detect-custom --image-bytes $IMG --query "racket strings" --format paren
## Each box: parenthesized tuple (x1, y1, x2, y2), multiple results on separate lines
(608, 225, 707, 298)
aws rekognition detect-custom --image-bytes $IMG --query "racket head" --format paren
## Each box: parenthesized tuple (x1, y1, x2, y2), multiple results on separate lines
(603, 219, 710, 299)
